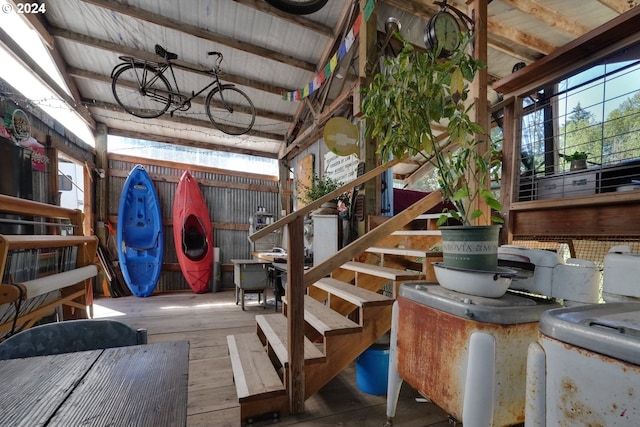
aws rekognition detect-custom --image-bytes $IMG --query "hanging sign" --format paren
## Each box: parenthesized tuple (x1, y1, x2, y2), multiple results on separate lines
(323, 117, 359, 157)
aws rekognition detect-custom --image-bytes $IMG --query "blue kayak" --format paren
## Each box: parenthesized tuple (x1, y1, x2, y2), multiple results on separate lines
(117, 164, 163, 297)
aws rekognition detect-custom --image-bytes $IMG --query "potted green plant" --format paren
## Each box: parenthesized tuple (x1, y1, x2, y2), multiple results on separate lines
(297, 172, 349, 215)
(361, 35, 503, 272)
(564, 151, 589, 171)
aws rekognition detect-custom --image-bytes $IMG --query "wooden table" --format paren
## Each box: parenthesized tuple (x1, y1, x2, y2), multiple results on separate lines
(0, 340, 189, 427)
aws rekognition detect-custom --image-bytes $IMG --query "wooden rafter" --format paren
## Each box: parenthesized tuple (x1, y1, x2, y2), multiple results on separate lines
(9, 1, 54, 48)
(87, 99, 283, 141)
(486, 18, 557, 55)
(488, 35, 542, 64)
(5, 1, 95, 130)
(233, 0, 335, 38)
(501, 0, 590, 37)
(79, 0, 316, 72)
(69, 67, 292, 123)
(49, 27, 294, 96)
(0, 26, 96, 130)
(385, 0, 559, 56)
(597, 0, 639, 13)
(285, 1, 356, 144)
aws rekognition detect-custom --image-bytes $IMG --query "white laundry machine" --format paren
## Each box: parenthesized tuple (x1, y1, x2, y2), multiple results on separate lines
(386, 246, 601, 427)
(526, 245, 640, 426)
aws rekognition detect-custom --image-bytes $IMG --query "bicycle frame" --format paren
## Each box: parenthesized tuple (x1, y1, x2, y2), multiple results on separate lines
(162, 61, 222, 108)
(116, 56, 230, 113)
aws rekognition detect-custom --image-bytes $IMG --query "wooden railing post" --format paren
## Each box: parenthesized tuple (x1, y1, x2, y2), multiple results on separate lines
(287, 215, 305, 414)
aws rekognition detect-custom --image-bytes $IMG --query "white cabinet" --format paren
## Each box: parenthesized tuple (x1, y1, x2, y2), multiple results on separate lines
(536, 171, 597, 200)
(312, 214, 342, 265)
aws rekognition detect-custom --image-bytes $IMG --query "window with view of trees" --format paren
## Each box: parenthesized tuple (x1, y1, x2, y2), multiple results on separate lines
(517, 41, 640, 200)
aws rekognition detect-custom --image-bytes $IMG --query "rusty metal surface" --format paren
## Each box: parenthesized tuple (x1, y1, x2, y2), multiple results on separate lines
(541, 334, 640, 425)
(396, 295, 539, 426)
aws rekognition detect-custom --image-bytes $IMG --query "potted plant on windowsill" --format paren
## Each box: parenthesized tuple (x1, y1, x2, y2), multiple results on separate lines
(361, 35, 503, 273)
(564, 151, 589, 171)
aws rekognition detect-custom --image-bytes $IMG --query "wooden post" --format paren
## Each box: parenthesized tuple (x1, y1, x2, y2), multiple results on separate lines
(287, 215, 305, 413)
(468, 0, 490, 225)
(95, 124, 108, 244)
(359, 0, 379, 230)
(500, 98, 516, 244)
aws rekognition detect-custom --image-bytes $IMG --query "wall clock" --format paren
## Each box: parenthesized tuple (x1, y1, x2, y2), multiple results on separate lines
(424, 0, 474, 58)
(424, 9, 461, 58)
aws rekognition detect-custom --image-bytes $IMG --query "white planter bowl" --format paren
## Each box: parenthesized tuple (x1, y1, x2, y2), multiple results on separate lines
(432, 262, 517, 298)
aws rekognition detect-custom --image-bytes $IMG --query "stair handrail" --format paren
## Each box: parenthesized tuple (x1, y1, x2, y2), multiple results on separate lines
(248, 157, 444, 416)
(248, 158, 401, 242)
(303, 189, 442, 286)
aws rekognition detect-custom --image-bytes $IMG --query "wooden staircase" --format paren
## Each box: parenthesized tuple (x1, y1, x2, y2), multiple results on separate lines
(228, 164, 445, 424)
(227, 260, 419, 424)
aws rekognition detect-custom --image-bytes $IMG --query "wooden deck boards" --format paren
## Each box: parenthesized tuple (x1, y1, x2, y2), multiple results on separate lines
(93, 289, 450, 427)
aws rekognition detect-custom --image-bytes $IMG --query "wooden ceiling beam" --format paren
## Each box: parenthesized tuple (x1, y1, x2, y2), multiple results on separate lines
(383, 0, 439, 16)
(68, 67, 292, 123)
(385, 0, 558, 56)
(108, 128, 278, 159)
(0, 26, 96, 130)
(232, 0, 335, 38)
(285, 0, 355, 144)
(501, 0, 590, 37)
(485, 19, 557, 55)
(597, 0, 639, 13)
(488, 35, 542, 64)
(9, 1, 55, 49)
(49, 27, 293, 96)
(79, 0, 316, 72)
(8, 2, 95, 131)
(88, 99, 284, 141)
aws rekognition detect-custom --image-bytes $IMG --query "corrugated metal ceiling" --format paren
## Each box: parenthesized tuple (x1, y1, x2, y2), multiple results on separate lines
(6, 0, 640, 179)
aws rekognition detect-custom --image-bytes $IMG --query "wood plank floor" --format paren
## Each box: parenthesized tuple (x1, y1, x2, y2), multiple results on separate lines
(93, 290, 450, 427)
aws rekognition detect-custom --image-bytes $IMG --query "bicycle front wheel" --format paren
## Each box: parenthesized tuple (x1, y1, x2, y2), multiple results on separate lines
(112, 63, 172, 118)
(205, 86, 256, 135)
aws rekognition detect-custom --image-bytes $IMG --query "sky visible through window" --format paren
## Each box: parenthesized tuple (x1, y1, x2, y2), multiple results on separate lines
(109, 135, 279, 176)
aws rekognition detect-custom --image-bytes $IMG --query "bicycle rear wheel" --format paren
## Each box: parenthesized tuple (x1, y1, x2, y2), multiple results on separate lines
(205, 86, 256, 135)
(112, 63, 172, 118)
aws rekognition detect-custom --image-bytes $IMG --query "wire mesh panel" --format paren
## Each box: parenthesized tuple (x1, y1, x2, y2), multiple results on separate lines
(515, 41, 640, 202)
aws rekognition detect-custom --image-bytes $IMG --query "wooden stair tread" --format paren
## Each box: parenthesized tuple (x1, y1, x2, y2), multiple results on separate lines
(256, 314, 325, 367)
(340, 261, 423, 280)
(415, 213, 445, 220)
(314, 277, 394, 307)
(226, 333, 285, 403)
(366, 246, 429, 257)
(391, 230, 442, 236)
(302, 295, 362, 336)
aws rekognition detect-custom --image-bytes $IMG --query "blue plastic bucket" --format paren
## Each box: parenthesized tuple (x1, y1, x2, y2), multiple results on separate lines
(356, 345, 390, 395)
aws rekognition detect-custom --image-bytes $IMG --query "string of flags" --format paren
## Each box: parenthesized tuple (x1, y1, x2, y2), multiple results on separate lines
(282, 0, 375, 102)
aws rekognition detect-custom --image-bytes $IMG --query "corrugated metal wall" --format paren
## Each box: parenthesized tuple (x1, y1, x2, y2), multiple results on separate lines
(108, 157, 280, 292)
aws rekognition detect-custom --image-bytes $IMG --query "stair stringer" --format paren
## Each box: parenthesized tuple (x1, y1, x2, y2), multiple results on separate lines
(302, 304, 393, 399)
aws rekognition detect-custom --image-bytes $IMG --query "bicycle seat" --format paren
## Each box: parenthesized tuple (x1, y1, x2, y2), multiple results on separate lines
(155, 44, 178, 61)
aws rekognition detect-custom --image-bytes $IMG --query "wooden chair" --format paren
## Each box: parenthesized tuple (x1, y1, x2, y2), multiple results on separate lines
(0, 319, 147, 360)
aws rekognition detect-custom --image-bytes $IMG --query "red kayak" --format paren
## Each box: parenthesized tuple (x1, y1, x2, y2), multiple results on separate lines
(173, 171, 213, 293)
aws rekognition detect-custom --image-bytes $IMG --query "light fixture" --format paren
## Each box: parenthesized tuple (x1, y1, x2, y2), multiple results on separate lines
(385, 17, 401, 35)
